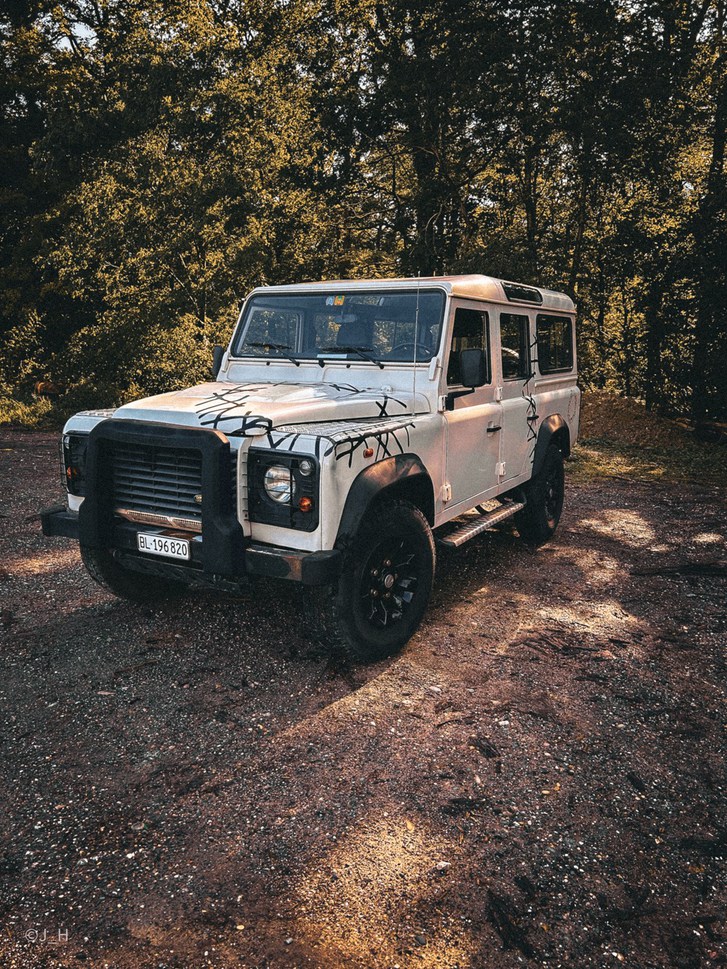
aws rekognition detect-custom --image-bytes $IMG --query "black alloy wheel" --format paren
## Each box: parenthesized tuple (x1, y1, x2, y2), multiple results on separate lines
(516, 443, 565, 545)
(302, 500, 436, 662)
(543, 455, 564, 527)
(358, 536, 420, 630)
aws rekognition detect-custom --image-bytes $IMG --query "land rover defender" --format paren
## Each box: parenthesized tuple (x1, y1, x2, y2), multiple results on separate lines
(42, 275, 580, 660)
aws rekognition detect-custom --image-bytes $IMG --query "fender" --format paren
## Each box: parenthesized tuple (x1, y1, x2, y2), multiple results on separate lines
(335, 453, 433, 546)
(532, 414, 570, 477)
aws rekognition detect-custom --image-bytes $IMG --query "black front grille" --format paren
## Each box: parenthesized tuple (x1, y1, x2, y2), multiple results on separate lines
(109, 442, 236, 522)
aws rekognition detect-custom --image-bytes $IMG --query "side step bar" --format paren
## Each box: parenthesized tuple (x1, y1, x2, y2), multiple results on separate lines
(437, 500, 525, 548)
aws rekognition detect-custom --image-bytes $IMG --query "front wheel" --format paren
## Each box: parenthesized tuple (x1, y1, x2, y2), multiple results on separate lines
(516, 444, 565, 545)
(304, 500, 435, 663)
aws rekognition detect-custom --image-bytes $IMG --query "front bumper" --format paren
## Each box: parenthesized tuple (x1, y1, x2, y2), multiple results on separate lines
(43, 418, 341, 587)
(41, 504, 341, 586)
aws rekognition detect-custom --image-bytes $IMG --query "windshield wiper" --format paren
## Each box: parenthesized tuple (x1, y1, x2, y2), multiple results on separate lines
(245, 341, 300, 366)
(317, 345, 384, 369)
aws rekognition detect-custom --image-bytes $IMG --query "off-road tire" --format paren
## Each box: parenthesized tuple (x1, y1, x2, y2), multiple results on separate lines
(303, 500, 435, 663)
(80, 545, 185, 603)
(517, 444, 565, 545)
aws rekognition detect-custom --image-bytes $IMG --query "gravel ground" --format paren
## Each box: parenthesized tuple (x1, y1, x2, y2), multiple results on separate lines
(0, 427, 725, 969)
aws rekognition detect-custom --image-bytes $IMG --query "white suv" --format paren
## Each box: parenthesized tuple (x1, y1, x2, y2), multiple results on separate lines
(43, 275, 580, 661)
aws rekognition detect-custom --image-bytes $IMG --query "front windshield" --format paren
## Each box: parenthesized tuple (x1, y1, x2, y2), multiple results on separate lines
(232, 289, 446, 364)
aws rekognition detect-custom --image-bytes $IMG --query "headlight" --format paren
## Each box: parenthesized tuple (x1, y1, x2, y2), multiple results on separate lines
(264, 464, 295, 503)
(249, 451, 319, 531)
(62, 433, 89, 496)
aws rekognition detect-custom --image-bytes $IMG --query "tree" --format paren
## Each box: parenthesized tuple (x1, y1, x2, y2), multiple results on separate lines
(1, 0, 725, 421)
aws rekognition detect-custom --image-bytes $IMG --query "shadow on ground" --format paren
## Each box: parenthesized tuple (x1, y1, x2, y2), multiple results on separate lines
(0, 431, 725, 968)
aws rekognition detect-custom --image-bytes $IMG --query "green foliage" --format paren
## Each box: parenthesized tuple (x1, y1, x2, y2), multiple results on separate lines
(0, 388, 52, 427)
(0, 0, 725, 422)
(573, 392, 727, 486)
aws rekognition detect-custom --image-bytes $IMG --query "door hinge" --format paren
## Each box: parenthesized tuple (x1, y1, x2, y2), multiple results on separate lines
(441, 482, 452, 503)
(496, 462, 506, 478)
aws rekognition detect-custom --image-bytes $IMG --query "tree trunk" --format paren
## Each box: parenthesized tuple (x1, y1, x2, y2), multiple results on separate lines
(644, 281, 665, 413)
(691, 18, 726, 422)
(594, 253, 607, 387)
(522, 147, 540, 278)
(568, 175, 591, 295)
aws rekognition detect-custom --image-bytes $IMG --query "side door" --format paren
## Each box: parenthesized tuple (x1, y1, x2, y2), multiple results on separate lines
(443, 302, 503, 512)
(498, 311, 537, 482)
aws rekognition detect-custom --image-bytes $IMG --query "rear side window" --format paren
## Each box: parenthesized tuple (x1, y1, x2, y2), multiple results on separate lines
(502, 281, 542, 304)
(500, 313, 530, 379)
(447, 308, 490, 385)
(536, 315, 573, 373)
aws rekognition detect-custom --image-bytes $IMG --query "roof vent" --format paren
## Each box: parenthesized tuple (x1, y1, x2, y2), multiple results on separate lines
(501, 281, 543, 304)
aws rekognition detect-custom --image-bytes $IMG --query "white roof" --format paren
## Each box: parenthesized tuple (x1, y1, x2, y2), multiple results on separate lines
(251, 274, 575, 313)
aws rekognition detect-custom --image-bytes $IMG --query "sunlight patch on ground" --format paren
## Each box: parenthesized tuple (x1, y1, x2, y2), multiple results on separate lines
(3, 548, 78, 577)
(294, 814, 474, 968)
(570, 445, 668, 482)
(692, 531, 725, 546)
(549, 546, 623, 585)
(534, 599, 643, 641)
(577, 508, 658, 548)
(277, 658, 457, 742)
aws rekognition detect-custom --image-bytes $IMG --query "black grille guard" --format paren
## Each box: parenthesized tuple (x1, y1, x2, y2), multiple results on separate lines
(79, 419, 245, 576)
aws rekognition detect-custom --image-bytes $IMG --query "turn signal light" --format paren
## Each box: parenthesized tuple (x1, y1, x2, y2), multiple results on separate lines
(299, 497, 313, 513)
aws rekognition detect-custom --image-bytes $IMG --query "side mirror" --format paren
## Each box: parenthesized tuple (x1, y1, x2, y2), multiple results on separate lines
(212, 344, 225, 379)
(459, 348, 487, 387)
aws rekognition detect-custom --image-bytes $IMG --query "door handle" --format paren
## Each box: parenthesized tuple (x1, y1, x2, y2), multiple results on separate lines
(487, 425, 502, 433)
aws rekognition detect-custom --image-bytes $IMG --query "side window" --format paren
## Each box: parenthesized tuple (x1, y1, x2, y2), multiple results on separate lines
(536, 315, 573, 373)
(447, 308, 490, 385)
(500, 313, 530, 379)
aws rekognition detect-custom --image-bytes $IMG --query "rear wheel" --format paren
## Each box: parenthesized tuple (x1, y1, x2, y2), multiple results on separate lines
(304, 500, 435, 662)
(516, 444, 565, 545)
(80, 546, 185, 602)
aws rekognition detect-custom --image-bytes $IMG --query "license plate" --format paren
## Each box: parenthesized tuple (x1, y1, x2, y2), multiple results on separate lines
(137, 532, 190, 561)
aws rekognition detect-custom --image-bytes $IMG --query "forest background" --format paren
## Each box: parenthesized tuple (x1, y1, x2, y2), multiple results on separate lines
(1, 0, 725, 424)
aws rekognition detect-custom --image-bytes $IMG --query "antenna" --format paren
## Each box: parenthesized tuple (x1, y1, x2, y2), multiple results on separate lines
(412, 272, 421, 416)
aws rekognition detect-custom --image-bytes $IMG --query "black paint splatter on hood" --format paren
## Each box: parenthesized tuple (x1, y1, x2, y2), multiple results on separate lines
(113, 380, 428, 439)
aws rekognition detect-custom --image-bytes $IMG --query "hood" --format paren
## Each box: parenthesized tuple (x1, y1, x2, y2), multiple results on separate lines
(113, 380, 428, 439)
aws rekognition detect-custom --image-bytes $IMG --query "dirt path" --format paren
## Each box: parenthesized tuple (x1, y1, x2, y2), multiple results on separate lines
(1, 428, 725, 968)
